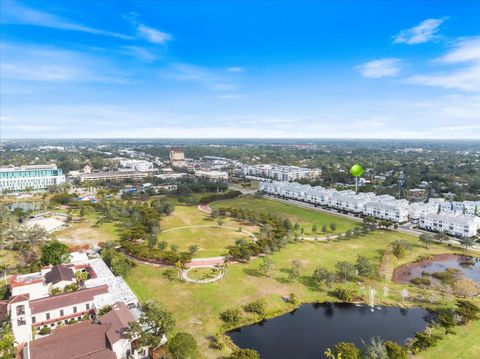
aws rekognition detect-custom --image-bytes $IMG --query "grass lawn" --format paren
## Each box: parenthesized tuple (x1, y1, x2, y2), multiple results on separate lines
(211, 195, 358, 235)
(125, 228, 477, 358)
(54, 213, 119, 246)
(159, 205, 259, 257)
(187, 267, 220, 281)
(419, 319, 480, 359)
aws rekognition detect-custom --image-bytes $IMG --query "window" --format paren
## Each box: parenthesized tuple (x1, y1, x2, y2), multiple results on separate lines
(73, 306, 77, 313)
(86, 303, 89, 310)
(17, 318, 26, 326)
(32, 316, 36, 324)
(46, 313, 50, 320)
(60, 309, 64, 316)
(16, 305, 25, 316)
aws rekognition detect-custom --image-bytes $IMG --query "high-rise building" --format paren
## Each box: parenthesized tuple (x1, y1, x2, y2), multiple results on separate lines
(0, 164, 66, 192)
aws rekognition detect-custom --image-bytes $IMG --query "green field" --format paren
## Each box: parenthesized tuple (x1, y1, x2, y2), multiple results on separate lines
(125, 226, 477, 358)
(55, 213, 119, 246)
(419, 319, 480, 359)
(158, 205, 259, 257)
(211, 195, 358, 235)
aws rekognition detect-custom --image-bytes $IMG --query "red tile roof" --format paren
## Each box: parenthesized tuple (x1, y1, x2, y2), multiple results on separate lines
(100, 302, 135, 344)
(44, 265, 75, 285)
(29, 285, 108, 314)
(27, 321, 116, 359)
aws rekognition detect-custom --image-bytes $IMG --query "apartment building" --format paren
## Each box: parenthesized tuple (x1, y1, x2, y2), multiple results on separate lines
(119, 160, 153, 172)
(6, 255, 146, 359)
(78, 171, 149, 182)
(418, 212, 479, 238)
(194, 170, 229, 180)
(0, 164, 66, 192)
(244, 164, 320, 181)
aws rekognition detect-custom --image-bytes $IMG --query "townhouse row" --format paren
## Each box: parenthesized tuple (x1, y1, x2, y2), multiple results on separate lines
(260, 181, 480, 237)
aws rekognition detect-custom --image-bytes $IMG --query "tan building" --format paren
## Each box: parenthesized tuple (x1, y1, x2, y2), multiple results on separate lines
(169, 148, 185, 162)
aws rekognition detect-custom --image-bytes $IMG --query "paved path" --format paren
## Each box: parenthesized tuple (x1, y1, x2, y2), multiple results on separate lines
(182, 265, 225, 284)
(161, 224, 257, 240)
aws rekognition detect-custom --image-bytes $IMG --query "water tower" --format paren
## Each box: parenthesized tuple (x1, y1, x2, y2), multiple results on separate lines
(350, 164, 364, 194)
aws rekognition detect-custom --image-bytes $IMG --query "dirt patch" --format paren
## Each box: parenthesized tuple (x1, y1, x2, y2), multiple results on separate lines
(392, 253, 460, 284)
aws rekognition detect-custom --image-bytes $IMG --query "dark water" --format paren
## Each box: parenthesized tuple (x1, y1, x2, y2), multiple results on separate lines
(406, 255, 480, 283)
(228, 303, 430, 359)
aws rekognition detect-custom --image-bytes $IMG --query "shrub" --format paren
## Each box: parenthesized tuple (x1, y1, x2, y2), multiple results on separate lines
(384, 341, 408, 359)
(410, 332, 440, 352)
(231, 349, 260, 359)
(455, 300, 480, 324)
(286, 293, 299, 305)
(334, 342, 360, 359)
(244, 299, 267, 316)
(199, 191, 242, 204)
(332, 287, 356, 301)
(38, 326, 51, 335)
(410, 277, 431, 286)
(220, 309, 241, 324)
(210, 334, 225, 350)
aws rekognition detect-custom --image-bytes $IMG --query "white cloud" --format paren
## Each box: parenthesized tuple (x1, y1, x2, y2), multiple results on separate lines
(226, 67, 243, 73)
(168, 63, 237, 91)
(437, 36, 480, 63)
(137, 24, 172, 44)
(356, 58, 402, 78)
(394, 18, 445, 45)
(0, 43, 128, 83)
(121, 46, 160, 63)
(407, 37, 480, 92)
(0, 0, 130, 39)
(407, 64, 480, 92)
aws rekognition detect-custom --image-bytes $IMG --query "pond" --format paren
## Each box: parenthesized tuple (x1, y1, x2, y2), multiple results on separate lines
(8, 201, 41, 212)
(228, 303, 430, 359)
(393, 254, 480, 285)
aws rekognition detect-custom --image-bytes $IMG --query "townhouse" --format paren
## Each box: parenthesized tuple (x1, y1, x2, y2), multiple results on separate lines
(418, 212, 479, 238)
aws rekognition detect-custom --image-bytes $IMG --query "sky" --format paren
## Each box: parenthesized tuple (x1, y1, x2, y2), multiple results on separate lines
(1, 0, 480, 139)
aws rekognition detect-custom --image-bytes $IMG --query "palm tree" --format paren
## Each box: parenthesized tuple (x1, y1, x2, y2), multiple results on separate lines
(75, 270, 88, 285)
(460, 237, 475, 251)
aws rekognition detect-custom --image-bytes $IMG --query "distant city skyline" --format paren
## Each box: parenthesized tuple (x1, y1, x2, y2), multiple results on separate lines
(1, 0, 479, 139)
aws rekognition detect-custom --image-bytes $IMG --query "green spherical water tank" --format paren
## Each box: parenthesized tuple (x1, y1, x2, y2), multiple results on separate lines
(350, 164, 364, 177)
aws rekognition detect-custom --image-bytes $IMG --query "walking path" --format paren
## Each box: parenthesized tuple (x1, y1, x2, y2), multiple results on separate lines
(182, 265, 225, 284)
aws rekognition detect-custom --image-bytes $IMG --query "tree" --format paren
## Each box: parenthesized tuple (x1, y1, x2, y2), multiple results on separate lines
(110, 255, 134, 277)
(312, 266, 335, 288)
(75, 270, 88, 285)
(188, 244, 199, 255)
(128, 300, 175, 347)
(361, 337, 388, 359)
(384, 341, 408, 359)
(210, 208, 219, 218)
(322, 224, 328, 235)
(335, 261, 356, 282)
(171, 244, 179, 253)
(41, 240, 69, 265)
(355, 255, 375, 278)
(147, 234, 158, 249)
(244, 299, 267, 316)
(330, 223, 337, 232)
(0, 322, 15, 358)
(220, 309, 241, 324)
(460, 237, 475, 251)
(259, 256, 275, 277)
(288, 260, 302, 281)
(419, 233, 433, 248)
(391, 240, 409, 261)
(332, 287, 356, 301)
(158, 241, 168, 251)
(334, 342, 360, 359)
(167, 332, 198, 359)
(312, 224, 318, 234)
(231, 349, 260, 359)
(455, 300, 480, 324)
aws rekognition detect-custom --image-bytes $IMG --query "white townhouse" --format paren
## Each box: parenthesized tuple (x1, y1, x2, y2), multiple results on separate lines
(419, 212, 479, 238)
(451, 201, 465, 214)
(408, 202, 439, 221)
(363, 198, 409, 223)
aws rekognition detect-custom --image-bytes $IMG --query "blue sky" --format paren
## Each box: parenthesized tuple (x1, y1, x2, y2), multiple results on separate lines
(1, 0, 479, 139)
